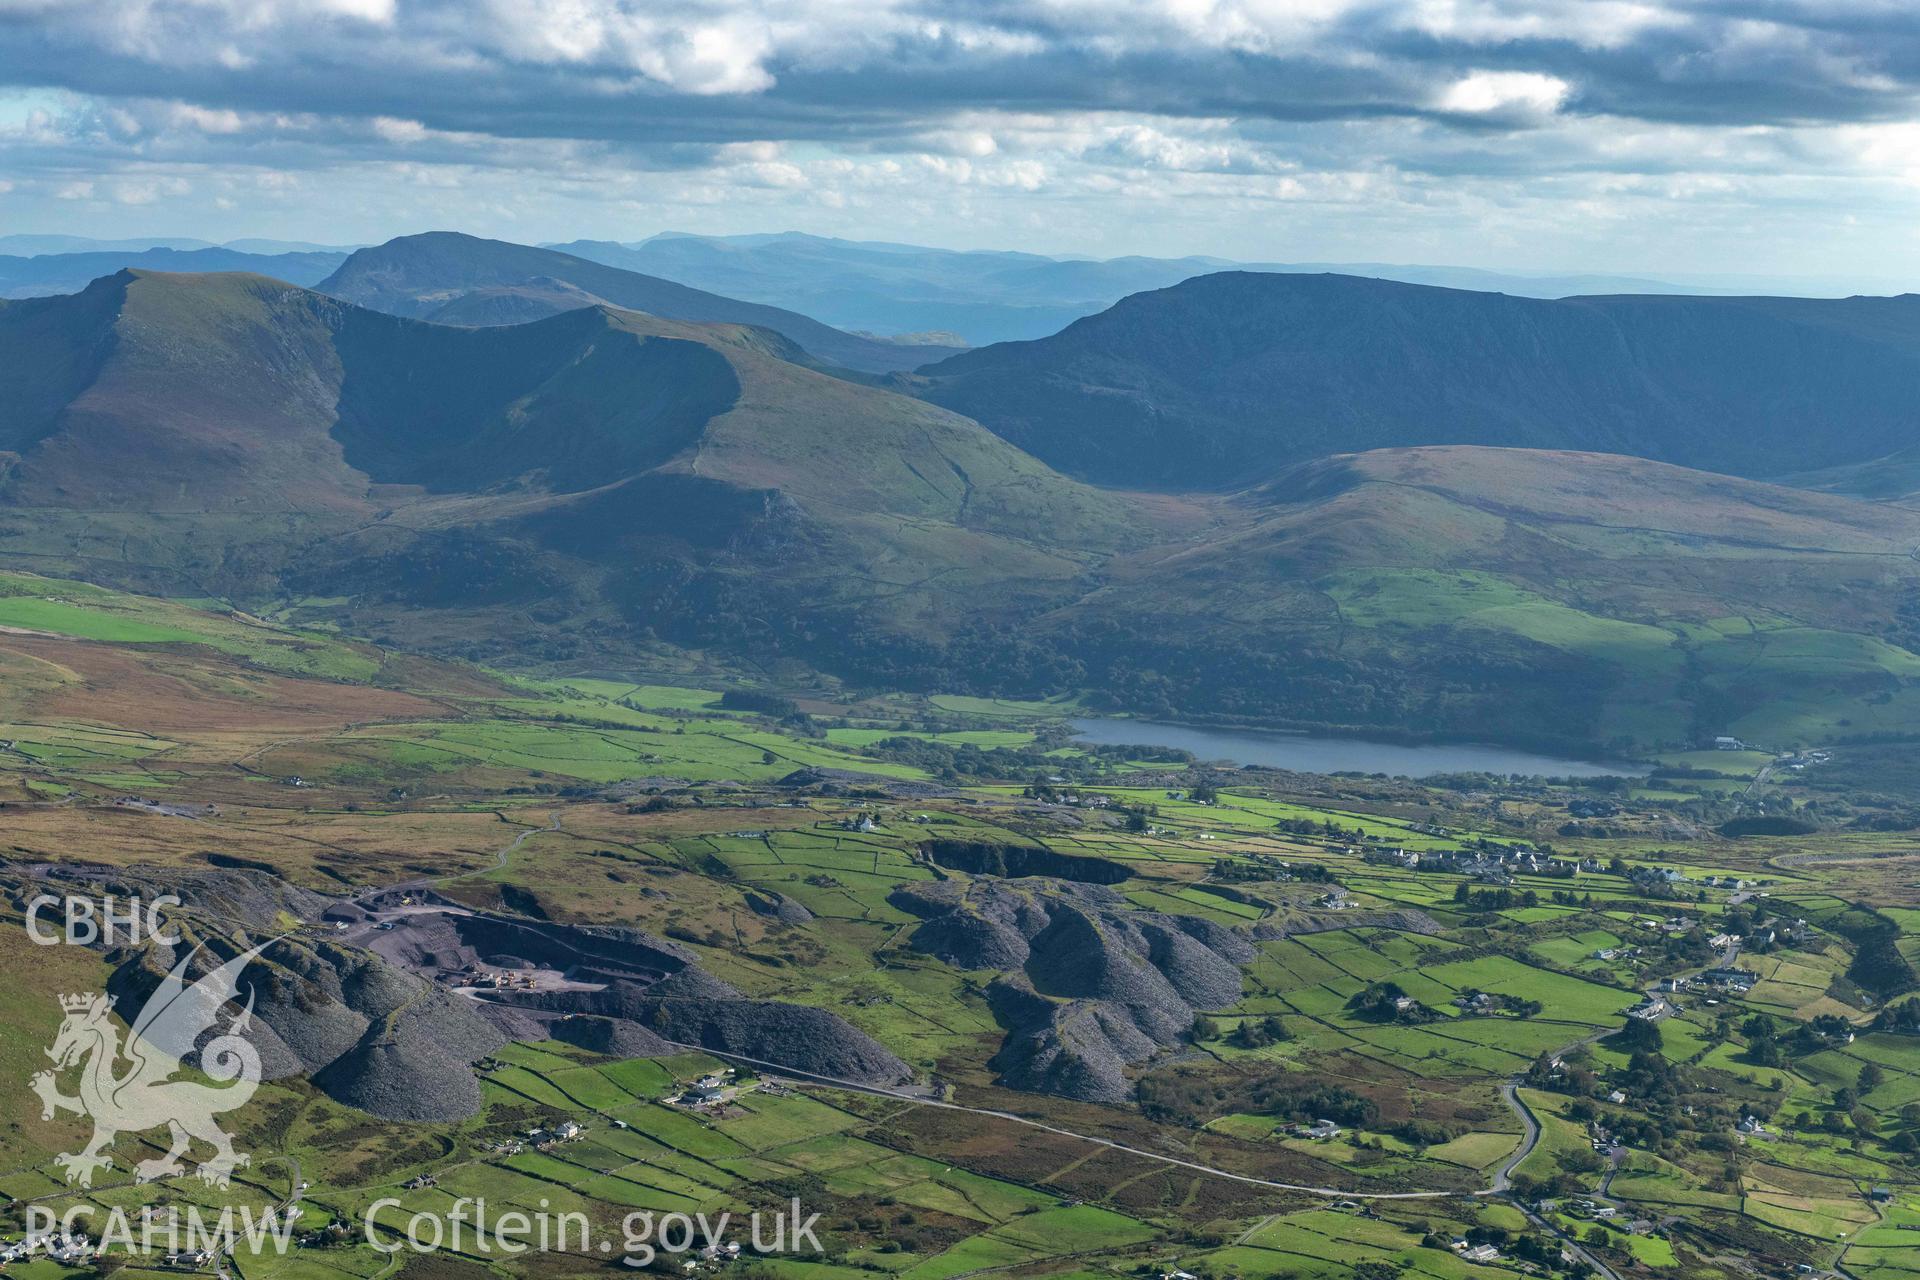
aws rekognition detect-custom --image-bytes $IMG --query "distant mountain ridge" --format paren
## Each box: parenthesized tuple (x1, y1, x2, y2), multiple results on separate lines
(317, 232, 961, 373)
(0, 245, 349, 298)
(552, 231, 1757, 345)
(912, 270, 1920, 489)
(0, 234, 361, 256)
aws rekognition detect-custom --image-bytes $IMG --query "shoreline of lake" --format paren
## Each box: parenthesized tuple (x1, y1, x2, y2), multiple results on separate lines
(1069, 717, 1648, 779)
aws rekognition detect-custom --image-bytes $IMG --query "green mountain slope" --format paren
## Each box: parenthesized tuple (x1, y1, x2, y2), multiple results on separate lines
(1060, 447, 1920, 749)
(0, 268, 1138, 650)
(912, 271, 1920, 490)
(6, 269, 1920, 753)
(318, 232, 961, 374)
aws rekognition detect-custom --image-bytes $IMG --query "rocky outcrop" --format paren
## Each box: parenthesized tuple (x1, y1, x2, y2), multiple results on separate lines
(744, 890, 813, 926)
(919, 839, 1129, 884)
(891, 878, 1250, 1102)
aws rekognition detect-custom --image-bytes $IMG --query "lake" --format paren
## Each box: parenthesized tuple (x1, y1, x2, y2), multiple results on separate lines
(1069, 718, 1646, 779)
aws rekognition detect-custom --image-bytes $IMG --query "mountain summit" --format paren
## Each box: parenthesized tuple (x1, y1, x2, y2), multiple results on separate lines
(318, 232, 960, 374)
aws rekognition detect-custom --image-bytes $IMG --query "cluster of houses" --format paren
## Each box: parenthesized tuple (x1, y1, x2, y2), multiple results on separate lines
(1700, 967, 1760, 993)
(527, 1119, 585, 1148)
(162, 1249, 218, 1269)
(1287, 1118, 1344, 1141)
(0, 1230, 99, 1269)
(692, 1242, 744, 1266)
(1368, 845, 1574, 883)
(1627, 995, 1671, 1022)
(1555, 1199, 1660, 1236)
(296, 1221, 356, 1250)
(1585, 1114, 1624, 1152)
(1448, 1239, 1502, 1263)
(674, 1070, 738, 1109)
(474, 1119, 585, 1155)
(1649, 966, 1758, 997)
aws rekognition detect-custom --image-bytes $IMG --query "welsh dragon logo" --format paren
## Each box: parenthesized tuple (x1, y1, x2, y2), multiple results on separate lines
(30, 939, 275, 1188)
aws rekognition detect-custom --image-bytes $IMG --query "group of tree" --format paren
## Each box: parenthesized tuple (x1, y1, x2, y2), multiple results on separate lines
(1348, 981, 1431, 1023)
(1877, 997, 1920, 1034)
(1451, 882, 1540, 912)
(1226, 1014, 1292, 1049)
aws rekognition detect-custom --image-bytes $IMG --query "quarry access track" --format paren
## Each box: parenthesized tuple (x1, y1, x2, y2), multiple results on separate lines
(655, 1036, 1625, 1279)
(650, 1037, 1551, 1203)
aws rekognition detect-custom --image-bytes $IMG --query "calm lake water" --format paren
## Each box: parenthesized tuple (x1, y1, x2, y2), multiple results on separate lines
(1069, 718, 1646, 779)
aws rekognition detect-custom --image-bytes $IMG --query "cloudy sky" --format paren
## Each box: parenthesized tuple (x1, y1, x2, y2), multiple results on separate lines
(1, 0, 1918, 282)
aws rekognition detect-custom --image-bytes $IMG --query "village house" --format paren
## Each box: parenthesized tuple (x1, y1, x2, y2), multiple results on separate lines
(1703, 967, 1759, 992)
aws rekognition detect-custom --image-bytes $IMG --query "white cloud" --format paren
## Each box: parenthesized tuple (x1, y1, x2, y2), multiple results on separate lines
(167, 103, 247, 134)
(1436, 70, 1572, 117)
(372, 115, 430, 143)
(1, 0, 1918, 285)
